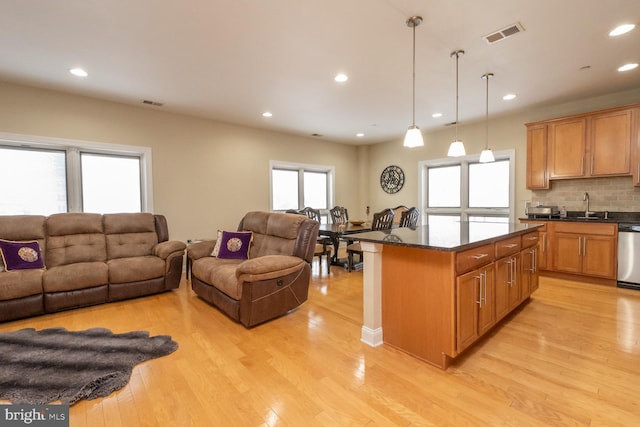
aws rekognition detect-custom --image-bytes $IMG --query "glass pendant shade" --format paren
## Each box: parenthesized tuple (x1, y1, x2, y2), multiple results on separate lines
(448, 50, 466, 157)
(404, 125, 424, 148)
(480, 72, 495, 163)
(479, 148, 495, 163)
(447, 140, 466, 157)
(403, 16, 424, 148)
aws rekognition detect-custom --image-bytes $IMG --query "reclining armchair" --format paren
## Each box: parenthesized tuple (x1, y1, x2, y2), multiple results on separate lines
(188, 211, 318, 327)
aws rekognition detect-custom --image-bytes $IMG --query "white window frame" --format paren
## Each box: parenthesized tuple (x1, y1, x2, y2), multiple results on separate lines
(0, 132, 153, 213)
(418, 149, 515, 223)
(269, 160, 335, 217)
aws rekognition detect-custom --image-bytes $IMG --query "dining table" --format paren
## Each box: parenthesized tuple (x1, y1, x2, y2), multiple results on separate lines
(318, 222, 371, 267)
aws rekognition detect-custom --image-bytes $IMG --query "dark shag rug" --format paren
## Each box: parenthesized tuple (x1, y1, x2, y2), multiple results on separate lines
(0, 327, 178, 405)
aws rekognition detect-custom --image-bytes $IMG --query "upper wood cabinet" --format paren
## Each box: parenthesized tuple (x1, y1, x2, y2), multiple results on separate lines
(526, 104, 638, 189)
(526, 124, 548, 189)
(548, 117, 587, 179)
(590, 109, 631, 176)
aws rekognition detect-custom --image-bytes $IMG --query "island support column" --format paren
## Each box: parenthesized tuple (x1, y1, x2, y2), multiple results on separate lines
(359, 242, 384, 346)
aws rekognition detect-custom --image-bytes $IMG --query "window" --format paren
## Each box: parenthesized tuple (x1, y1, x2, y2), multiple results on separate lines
(419, 150, 515, 224)
(81, 153, 142, 213)
(0, 146, 67, 215)
(270, 161, 334, 220)
(0, 132, 152, 215)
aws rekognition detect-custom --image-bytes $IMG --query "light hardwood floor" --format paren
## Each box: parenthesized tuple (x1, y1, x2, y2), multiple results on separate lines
(1, 261, 639, 426)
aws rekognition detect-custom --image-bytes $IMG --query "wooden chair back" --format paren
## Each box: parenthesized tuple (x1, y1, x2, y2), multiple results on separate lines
(399, 207, 420, 228)
(371, 208, 395, 231)
(330, 206, 349, 224)
(391, 205, 409, 225)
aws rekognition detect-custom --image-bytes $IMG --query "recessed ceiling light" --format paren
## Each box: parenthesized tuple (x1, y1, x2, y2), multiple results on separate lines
(69, 68, 88, 77)
(431, 112, 443, 118)
(334, 73, 348, 83)
(618, 63, 638, 72)
(356, 133, 364, 137)
(262, 112, 273, 117)
(503, 94, 517, 100)
(609, 24, 635, 37)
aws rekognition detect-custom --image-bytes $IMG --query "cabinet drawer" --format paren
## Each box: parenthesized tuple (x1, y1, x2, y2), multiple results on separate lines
(456, 244, 494, 274)
(521, 231, 539, 248)
(495, 236, 521, 258)
(552, 222, 616, 236)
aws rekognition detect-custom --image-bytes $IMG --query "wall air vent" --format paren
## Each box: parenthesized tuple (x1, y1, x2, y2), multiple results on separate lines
(484, 22, 525, 44)
(142, 99, 163, 107)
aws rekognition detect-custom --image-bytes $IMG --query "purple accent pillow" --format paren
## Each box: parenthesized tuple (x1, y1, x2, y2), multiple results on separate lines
(0, 239, 45, 271)
(216, 231, 253, 260)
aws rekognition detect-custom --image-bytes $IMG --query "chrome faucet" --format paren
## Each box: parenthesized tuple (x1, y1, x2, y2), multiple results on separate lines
(583, 192, 591, 216)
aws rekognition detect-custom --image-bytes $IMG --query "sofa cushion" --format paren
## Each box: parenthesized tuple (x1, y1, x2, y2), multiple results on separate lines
(104, 213, 158, 259)
(217, 231, 252, 260)
(43, 262, 109, 292)
(192, 257, 244, 300)
(45, 213, 107, 267)
(240, 212, 307, 258)
(0, 239, 45, 270)
(0, 269, 44, 300)
(107, 256, 165, 284)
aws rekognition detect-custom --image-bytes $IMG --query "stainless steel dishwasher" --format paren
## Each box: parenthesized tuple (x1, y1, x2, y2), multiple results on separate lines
(618, 223, 640, 290)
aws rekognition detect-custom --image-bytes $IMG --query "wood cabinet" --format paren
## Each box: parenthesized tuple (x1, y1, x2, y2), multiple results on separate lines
(550, 222, 617, 279)
(521, 246, 538, 295)
(456, 264, 495, 353)
(548, 117, 587, 179)
(495, 255, 519, 321)
(526, 104, 639, 189)
(526, 124, 549, 189)
(590, 109, 631, 176)
(632, 108, 640, 186)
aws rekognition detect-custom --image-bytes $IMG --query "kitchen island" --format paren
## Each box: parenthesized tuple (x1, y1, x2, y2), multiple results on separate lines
(352, 221, 541, 369)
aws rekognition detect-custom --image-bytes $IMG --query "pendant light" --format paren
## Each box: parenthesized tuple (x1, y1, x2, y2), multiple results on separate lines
(479, 72, 495, 163)
(447, 50, 466, 157)
(403, 16, 424, 148)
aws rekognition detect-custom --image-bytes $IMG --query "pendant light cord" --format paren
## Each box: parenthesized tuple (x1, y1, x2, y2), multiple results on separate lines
(411, 21, 416, 126)
(455, 52, 459, 141)
(483, 73, 493, 150)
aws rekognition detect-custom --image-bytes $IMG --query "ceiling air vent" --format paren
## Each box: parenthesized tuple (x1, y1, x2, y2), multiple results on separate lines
(142, 99, 163, 107)
(484, 22, 525, 44)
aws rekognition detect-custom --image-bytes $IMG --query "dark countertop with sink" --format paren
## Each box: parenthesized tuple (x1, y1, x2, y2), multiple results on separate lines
(521, 211, 640, 224)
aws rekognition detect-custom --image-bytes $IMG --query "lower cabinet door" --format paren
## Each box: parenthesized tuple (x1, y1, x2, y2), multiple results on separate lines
(456, 265, 495, 353)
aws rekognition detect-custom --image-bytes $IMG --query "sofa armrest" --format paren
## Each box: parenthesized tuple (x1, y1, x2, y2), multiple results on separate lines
(153, 240, 187, 259)
(187, 240, 216, 261)
(236, 255, 306, 283)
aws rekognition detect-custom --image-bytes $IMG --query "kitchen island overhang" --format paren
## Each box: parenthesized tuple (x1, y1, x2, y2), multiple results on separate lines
(351, 221, 542, 369)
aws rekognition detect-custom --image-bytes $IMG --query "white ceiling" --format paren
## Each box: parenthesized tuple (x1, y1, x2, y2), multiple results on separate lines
(1, 0, 639, 145)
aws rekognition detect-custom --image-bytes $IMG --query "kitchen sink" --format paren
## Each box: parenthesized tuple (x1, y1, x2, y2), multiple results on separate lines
(576, 216, 600, 220)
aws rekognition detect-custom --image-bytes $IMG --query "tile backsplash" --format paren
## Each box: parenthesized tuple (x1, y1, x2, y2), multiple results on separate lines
(530, 176, 640, 212)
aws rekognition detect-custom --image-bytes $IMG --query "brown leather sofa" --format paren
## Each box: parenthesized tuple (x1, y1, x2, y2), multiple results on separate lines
(0, 212, 186, 322)
(188, 211, 318, 327)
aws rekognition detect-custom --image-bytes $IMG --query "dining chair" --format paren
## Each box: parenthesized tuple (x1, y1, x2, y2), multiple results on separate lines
(399, 207, 420, 228)
(346, 208, 395, 271)
(391, 205, 409, 226)
(286, 208, 332, 274)
(329, 206, 349, 224)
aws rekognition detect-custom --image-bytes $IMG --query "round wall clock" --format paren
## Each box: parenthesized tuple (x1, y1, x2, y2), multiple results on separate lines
(380, 165, 405, 194)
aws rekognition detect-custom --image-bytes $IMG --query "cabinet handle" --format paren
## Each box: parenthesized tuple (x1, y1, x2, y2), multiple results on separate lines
(512, 256, 517, 287)
(581, 156, 585, 175)
(471, 253, 489, 260)
(525, 236, 538, 241)
(503, 243, 519, 248)
(542, 234, 547, 252)
(483, 271, 488, 305)
(475, 274, 483, 307)
(531, 249, 538, 273)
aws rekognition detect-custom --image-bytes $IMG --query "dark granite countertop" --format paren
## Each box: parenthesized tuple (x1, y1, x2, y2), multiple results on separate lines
(349, 222, 542, 252)
(521, 211, 640, 224)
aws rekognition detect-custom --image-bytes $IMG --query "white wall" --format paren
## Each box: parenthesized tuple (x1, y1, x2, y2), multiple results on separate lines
(0, 81, 361, 242)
